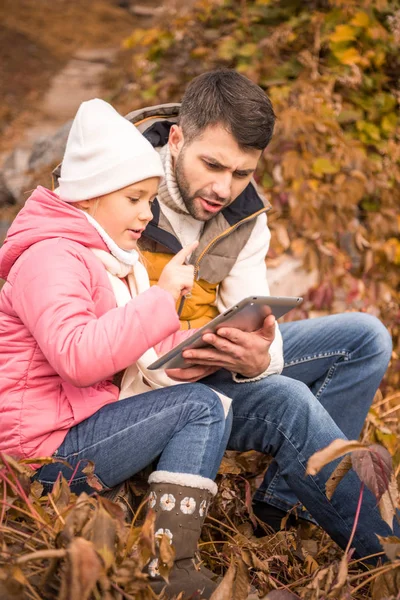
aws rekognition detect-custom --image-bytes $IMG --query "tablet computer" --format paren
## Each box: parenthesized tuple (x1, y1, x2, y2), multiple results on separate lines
(148, 295, 303, 371)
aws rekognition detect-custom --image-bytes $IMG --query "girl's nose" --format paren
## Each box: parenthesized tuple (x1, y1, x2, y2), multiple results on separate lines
(139, 202, 154, 223)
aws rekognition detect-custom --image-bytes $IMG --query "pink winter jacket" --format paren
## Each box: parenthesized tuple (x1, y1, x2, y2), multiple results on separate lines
(0, 187, 191, 460)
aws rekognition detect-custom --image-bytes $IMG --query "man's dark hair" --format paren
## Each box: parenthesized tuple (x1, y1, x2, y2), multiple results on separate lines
(178, 69, 276, 151)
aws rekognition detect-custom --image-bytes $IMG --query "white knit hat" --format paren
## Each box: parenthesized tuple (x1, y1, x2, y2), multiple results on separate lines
(58, 98, 164, 202)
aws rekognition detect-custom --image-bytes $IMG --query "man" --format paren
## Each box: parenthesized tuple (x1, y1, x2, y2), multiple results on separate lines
(121, 69, 395, 561)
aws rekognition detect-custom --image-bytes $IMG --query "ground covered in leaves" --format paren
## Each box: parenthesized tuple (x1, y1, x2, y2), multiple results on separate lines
(0, 0, 399, 598)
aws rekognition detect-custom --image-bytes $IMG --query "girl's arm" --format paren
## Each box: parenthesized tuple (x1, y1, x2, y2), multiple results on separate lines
(11, 240, 180, 387)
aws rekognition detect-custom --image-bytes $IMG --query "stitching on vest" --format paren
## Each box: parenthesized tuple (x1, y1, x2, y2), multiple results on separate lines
(193, 207, 269, 279)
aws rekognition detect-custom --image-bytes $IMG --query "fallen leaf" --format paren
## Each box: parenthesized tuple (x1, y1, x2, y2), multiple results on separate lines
(86, 504, 116, 570)
(371, 568, 400, 600)
(262, 592, 299, 600)
(377, 535, 400, 562)
(58, 538, 102, 600)
(210, 558, 236, 600)
(326, 454, 353, 500)
(379, 473, 398, 529)
(306, 439, 365, 476)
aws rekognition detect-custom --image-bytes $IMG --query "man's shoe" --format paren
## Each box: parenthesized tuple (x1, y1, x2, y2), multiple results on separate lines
(252, 500, 300, 536)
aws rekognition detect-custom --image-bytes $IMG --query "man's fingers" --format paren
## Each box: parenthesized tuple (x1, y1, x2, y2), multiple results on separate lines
(166, 364, 217, 381)
(260, 314, 276, 340)
(202, 332, 241, 355)
(182, 346, 239, 365)
(169, 241, 199, 266)
(214, 326, 253, 346)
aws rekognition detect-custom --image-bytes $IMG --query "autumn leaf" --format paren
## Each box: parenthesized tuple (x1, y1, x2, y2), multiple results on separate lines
(379, 473, 399, 529)
(233, 558, 249, 600)
(210, 558, 236, 600)
(51, 476, 71, 513)
(326, 454, 353, 500)
(263, 592, 299, 600)
(333, 47, 362, 65)
(306, 439, 365, 476)
(86, 504, 117, 570)
(58, 538, 102, 600)
(312, 158, 339, 177)
(82, 461, 104, 492)
(331, 554, 348, 593)
(330, 25, 357, 43)
(158, 533, 175, 583)
(351, 444, 392, 502)
(350, 12, 370, 28)
(371, 568, 400, 600)
(377, 535, 400, 562)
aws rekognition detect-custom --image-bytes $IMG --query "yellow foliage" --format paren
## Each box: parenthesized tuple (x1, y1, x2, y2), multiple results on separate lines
(330, 24, 357, 43)
(350, 11, 370, 28)
(312, 158, 340, 177)
(333, 47, 362, 65)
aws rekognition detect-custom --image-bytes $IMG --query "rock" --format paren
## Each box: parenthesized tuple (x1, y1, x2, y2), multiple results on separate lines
(1, 148, 30, 202)
(28, 120, 72, 173)
(268, 257, 318, 298)
(0, 172, 16, 207)
(129, 5, 163, 17)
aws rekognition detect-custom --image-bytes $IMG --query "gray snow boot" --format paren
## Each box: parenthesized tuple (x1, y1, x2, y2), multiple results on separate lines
(145, 474, 218, 599)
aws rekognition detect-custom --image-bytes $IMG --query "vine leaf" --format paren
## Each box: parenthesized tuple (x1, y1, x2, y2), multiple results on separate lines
(351, 444, 392, 502)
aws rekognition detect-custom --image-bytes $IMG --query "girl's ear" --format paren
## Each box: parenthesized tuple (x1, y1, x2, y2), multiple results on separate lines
(75, 198, 99, 215)
(74, 199, 92, 211)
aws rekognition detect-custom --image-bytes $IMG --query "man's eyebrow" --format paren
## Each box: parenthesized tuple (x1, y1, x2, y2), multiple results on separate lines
(202, 155, 255, 176)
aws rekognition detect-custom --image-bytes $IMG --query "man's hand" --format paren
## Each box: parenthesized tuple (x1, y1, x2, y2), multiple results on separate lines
(166, 365, 219, 382)
(176, 314, 276, 379)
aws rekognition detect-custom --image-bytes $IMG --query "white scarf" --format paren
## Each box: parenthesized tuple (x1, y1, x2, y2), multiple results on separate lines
(157, 145, 204, 249)
(86, 216, 231, 416)
(157, 144, 189, 215)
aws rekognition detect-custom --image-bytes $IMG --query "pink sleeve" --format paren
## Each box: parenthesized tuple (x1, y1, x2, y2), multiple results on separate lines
(154, 328, 198, 355)
(12, 242, 180, 387)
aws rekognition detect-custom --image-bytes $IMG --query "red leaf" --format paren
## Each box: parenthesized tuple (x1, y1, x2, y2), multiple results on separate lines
(351, 444, 392, 502)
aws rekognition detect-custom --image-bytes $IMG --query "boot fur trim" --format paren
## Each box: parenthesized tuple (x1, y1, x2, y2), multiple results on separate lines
(148, 471, 218, 496)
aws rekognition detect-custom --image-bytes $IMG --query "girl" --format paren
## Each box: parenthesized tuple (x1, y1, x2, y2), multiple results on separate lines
(0, 99, 232, 599)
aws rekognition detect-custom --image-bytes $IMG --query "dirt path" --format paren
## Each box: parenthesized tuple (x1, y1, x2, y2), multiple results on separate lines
(0, 0, 167, 155)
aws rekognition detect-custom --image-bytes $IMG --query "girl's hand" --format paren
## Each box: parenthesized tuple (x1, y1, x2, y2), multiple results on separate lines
(158, 241, 199, 302)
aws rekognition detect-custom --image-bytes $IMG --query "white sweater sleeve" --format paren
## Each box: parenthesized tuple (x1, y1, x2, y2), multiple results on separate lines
(216, 213, 284, 379)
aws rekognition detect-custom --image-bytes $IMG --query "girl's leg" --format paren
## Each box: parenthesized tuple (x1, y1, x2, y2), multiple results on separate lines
(34, 383, 227, 494)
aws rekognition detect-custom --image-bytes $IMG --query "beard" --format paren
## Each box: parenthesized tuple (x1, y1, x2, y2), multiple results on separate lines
(174, 149, 230, 221)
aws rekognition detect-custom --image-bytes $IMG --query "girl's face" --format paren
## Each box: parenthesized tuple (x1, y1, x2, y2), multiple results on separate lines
(83, 177, 159, 250)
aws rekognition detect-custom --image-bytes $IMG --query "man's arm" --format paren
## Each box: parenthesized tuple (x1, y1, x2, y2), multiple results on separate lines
(166, 213, 284, 382)
(216, 212, 284, 378)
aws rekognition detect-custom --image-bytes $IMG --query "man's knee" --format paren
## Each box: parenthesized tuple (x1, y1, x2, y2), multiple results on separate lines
(241, 375, 316, 419)
(349, 312, 392, 363)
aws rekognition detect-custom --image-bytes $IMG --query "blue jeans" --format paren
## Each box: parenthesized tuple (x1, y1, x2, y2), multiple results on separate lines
(34, 383, 231, 494)
(203, 313, 396, 559)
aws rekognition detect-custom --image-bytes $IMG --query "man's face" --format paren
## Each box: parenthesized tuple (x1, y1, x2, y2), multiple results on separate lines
(169, 124, 262, 221)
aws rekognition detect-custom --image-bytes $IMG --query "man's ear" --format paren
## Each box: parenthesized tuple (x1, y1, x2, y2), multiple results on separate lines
(169, 125, 185, 158)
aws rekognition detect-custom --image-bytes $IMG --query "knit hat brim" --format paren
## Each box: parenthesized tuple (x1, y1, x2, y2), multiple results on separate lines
(58, 152, 164, 202)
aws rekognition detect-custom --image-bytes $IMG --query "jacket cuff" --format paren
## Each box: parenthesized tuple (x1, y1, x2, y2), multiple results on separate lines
(231, 344, 284, 383)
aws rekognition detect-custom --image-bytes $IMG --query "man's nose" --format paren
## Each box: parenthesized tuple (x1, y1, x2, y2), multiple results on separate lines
(211, 172, 232, 201)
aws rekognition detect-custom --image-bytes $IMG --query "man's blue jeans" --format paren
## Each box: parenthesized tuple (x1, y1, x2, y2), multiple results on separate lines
(34, 383, 231, 493)
(203, 312, 395, 559)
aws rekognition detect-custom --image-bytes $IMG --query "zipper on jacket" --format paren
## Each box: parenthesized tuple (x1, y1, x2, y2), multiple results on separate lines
(179, 206, 270, 324)
(193, 207, 270, 280)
